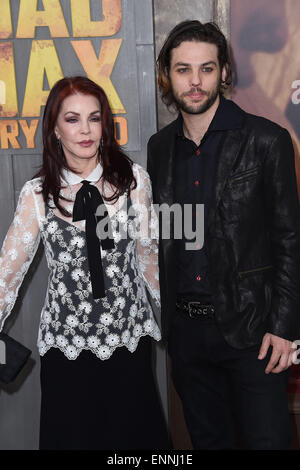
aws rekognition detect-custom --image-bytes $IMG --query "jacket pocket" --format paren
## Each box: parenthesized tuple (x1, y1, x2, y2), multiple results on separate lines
(238, 265, 273, 280)
(228, 167, 260, 188)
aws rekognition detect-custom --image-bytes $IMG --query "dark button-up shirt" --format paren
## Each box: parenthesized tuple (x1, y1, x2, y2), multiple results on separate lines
(174, 95, 242, 301)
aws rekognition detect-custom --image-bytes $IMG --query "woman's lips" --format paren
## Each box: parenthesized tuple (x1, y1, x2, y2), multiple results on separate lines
(78, 140, 94, 147)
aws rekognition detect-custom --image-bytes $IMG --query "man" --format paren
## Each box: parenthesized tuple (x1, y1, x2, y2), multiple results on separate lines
(147, 20, 300, 449)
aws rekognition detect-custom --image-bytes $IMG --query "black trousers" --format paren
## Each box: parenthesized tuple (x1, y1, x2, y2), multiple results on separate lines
(39, 336, 169, 450)
(169, 307, 291, 450)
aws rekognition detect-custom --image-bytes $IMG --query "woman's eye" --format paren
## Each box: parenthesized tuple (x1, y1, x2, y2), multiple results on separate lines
(65, 118, 77, 123)
(90, 117, 101, 122)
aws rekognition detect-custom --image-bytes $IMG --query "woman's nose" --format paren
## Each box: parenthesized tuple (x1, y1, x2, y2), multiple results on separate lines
(80, 120, 91, 134)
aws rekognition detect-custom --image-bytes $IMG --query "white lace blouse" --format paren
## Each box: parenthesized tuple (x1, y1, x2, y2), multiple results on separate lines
(0, 163, 162, 360)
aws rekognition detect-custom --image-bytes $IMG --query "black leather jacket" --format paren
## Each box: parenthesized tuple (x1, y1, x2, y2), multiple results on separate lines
(147, 99, 300, 348)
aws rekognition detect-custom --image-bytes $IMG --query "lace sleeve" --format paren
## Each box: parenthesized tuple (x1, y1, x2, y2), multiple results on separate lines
(132, 165, 160, 308)
(0, 181, 41, 331)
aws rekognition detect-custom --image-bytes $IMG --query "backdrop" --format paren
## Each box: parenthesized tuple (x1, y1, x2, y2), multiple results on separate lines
(1, 0, 299, 451)
(230, 0, 300, 411)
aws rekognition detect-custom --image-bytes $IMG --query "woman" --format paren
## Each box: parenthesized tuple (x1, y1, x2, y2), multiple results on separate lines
(0, 76, 169, 450)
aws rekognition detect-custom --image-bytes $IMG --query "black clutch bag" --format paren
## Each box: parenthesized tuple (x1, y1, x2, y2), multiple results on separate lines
(0, 332, 32, 384)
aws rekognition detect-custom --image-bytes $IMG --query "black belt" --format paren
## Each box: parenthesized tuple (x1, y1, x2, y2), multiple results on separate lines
(176, 300, 215, 319)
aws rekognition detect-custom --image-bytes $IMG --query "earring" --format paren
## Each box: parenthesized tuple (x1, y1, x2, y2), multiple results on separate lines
(57, 138, 62, 153)
(99, 136, 104, 153)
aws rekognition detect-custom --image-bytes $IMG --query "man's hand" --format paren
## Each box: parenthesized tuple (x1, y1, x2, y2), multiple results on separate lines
(258, 333, 293, 374)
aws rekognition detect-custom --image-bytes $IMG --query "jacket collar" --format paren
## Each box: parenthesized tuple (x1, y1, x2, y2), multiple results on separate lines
(209, 95, 244, 131)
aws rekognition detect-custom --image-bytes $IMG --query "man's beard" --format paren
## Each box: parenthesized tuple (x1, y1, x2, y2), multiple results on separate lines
(172, 79, 221, 115)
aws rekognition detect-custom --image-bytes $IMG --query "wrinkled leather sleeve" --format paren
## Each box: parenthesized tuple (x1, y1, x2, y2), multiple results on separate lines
(263, 128, 300, 340)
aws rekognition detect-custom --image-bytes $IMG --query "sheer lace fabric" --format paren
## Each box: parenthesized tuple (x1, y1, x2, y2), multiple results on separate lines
(0, 164, 161, 360)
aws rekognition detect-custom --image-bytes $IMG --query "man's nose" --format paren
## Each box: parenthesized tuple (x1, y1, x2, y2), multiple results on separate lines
(190, 70, 202, 87)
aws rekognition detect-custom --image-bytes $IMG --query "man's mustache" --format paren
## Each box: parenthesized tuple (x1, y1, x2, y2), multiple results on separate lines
(183, 88, 209, 97)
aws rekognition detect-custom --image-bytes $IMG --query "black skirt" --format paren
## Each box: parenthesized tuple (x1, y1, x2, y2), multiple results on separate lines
(39, 336, 169, 450)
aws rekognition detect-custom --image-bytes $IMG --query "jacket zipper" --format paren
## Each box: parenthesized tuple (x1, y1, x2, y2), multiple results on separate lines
(238, 265, 273, 279)
(228, 168, 259, 187)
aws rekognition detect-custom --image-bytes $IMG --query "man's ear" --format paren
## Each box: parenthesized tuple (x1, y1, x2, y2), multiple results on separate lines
(221, 65, 227, 83)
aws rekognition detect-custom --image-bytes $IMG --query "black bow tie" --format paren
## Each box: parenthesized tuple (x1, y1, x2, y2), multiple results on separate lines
(72, 180, 114, 299)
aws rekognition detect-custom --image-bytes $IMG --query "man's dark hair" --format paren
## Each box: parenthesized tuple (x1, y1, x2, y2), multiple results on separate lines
(157, 20, 233, 108)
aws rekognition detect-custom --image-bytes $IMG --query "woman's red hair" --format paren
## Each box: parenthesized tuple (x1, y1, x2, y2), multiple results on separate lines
(35, 76, 136, 216)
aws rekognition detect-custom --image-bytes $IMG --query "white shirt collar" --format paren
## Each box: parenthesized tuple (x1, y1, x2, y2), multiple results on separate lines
(61, 163, 102, 186)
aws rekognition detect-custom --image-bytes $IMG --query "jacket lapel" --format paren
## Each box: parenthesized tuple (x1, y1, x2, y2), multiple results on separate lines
(207, 128, 246, 230)
(156, 122, 177, 207)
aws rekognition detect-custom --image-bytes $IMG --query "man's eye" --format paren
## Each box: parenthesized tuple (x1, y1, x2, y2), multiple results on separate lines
(202, 67, 213, 72)
(177, 68, 188, 73)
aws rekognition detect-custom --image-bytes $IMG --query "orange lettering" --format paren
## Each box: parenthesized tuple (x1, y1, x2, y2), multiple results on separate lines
(0, 120, 20, 149)
(71, 39, 125, 114)
(71, 0, 122, 37)
(16, 0, 69, 38)
(22, 40, 63, 117)
(0, 0, 13, 39)
(0, 43, 18, 117)
(19, 119, 39, 148)
(113, 117, 128, 146)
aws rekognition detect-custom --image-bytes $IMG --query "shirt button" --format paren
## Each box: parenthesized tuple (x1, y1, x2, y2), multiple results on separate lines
(196, 149, 200, 156)
(196, 275, 201, 281)
(194, 180, 199, 187)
